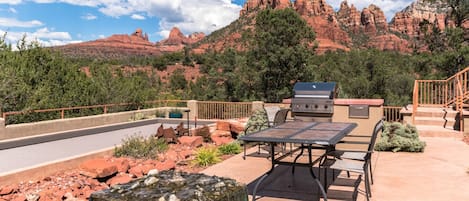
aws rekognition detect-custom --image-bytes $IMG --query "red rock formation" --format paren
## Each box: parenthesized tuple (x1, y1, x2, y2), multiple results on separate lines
(367, 34, 411, 53)
(54, 28, 160, 59)
(240, 0, 292, 16)
(390, 0, 454, 37)
(156, 27, 205, 53)
(337, 2, 361, 33)
(299, 0, 351, 48)
(366, 4, 388, 34)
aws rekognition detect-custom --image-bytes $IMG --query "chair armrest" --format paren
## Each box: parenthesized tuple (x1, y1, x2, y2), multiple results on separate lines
(338, 140, 369, 144)
(346, 134, 370, 137)
(329, 149, 373, 153)
(244, 122, 269, 134)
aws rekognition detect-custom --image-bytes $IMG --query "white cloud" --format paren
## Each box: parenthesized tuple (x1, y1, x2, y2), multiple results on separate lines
(326, 0, 414, 21)
(0, 18, 43, 28)
(0, 28, 77, 48)
(130, 14, 145, 20)
(0, 0, 22, 5)
(81, 13, 97, 20)
(148, 0, 242, 38)
(9, 7, 17, 13)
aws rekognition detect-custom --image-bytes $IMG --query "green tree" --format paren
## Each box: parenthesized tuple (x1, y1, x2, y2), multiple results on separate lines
(248, 8, 316, 102)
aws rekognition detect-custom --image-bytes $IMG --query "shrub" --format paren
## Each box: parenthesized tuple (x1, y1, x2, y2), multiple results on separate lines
(114, 135, 168, 159)
(192, 147, 221, 167)
(218, 142, 242, 155)
(375, 122, 426, 152)
(239, 109, 268, 137)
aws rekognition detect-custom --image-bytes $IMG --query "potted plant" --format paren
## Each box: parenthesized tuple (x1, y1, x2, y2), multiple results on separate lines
(169, 108, 183, 118)
(155, 110, 166, 118)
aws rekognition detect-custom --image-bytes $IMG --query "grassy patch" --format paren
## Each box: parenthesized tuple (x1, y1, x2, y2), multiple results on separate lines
(218, 142, 242, 155)
(192, 147, 221, 167)
(114, 135, 168, 159)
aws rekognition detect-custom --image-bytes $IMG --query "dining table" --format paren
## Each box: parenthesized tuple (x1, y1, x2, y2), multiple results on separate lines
(239, 120, 357, 201)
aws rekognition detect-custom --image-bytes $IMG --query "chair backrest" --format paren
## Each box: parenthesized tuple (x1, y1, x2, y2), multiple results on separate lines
(368, 118, 385, 152)
(272, 109, 290, 126)
(264, 106, 281, 126)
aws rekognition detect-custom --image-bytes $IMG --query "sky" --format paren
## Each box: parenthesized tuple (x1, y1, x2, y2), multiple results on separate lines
(0, 0, 415, 47)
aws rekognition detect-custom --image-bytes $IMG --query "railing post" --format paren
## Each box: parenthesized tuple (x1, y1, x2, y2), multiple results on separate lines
(187, 100, 198, 120)
(252, 101, 264, 113)
(0, 116, 5, 138)
(412, 80, 419, 125)
(104, 106, 107, 114)
(61, 109, 64, 119)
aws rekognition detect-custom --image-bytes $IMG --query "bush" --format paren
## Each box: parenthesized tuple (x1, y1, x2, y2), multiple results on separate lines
(375, 122, 426, 152)
(114, 135, 168, 159)
(218, 142, 242, 155)
(192, 147, 221, 167)
(239, 109, 268, 137)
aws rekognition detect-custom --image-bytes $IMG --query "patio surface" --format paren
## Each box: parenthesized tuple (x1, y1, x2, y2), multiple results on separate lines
(202, 136, 469, 201)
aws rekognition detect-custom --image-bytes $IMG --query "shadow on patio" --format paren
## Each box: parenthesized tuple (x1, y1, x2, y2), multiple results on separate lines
(202, 137, 469, 201)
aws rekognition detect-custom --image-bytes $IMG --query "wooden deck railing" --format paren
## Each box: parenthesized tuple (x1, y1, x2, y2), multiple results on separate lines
(197, 101, 253, 120)
(383, 106, 403, 122)
(413, 66, 468, 129)
(2, 100, 188, 125)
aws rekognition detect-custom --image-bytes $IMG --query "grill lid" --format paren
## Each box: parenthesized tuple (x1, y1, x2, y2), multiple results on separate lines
(293, 82, 337, 99)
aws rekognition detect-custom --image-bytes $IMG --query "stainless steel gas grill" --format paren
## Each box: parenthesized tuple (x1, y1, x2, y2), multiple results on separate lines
(291, 82, 337, 122)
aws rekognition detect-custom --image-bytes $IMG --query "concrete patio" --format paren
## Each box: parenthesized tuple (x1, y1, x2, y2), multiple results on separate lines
(202, 136, 469, 201)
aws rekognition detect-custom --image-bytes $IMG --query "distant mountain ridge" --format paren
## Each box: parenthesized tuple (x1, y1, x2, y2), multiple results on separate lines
(53, 0, 468, 58)
(195, 0, 466, 53)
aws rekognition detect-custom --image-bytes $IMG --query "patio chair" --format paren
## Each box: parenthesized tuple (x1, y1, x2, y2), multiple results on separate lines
(323, 175, 362, 201)
(242, 108, 290, 159)
(320, 118, 384, 201)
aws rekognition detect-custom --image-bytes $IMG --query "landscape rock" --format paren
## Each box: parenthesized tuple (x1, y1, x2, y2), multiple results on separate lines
(178, 136, 203, 147)
(89, 170, 247, 201)
(211, 130, 231, 137)
(106, 174, 133, 186)
(0, 185, 16, 195)
(128, 165, 144, 178)
(155, 160, 177, 171)
(229, 121, 246, 134)
(109, 158, 130, 173)
(216, 121, 231, 131)
(211, 135, 234, 146)
(79, 159, 118, 179)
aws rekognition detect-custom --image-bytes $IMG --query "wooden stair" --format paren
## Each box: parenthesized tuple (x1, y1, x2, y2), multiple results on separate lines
(413, 107, 463, 138)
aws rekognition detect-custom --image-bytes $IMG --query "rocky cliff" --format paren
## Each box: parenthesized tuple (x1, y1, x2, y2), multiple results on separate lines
(54, 27, 204, 59)
(196, 0, 459, 54)
(54, 28, 161, 59)
(155, 27, 205, 53)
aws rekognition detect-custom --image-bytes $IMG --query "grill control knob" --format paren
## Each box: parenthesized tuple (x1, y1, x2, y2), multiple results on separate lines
(305, 104, 309, 108)
(324, 105, 328, 109)
(314, 105, 318, 109)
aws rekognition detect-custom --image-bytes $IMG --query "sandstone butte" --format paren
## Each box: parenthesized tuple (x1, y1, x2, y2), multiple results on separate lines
(55, 0, 466, 58)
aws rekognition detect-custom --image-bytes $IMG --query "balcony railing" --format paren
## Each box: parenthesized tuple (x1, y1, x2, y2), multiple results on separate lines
(2, 100, 187, 125)
(197, 101, 253, 120)
(2, 99, 404, 125)
(383, 106, 402, 122)
(413, 66, 468, 130)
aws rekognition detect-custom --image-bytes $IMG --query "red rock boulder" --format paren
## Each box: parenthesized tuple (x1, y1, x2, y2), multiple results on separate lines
(79, 158, 118, 178)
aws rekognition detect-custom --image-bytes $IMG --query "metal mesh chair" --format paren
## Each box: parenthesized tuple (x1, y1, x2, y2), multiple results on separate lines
(320, 119, 384, 201)
(242, 108, 290, 159)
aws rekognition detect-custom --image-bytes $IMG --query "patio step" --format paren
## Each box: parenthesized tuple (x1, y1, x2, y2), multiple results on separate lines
(414, 117, 456, 128)
(416, 125, 463, 138)
(413, 107, 461, 133)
